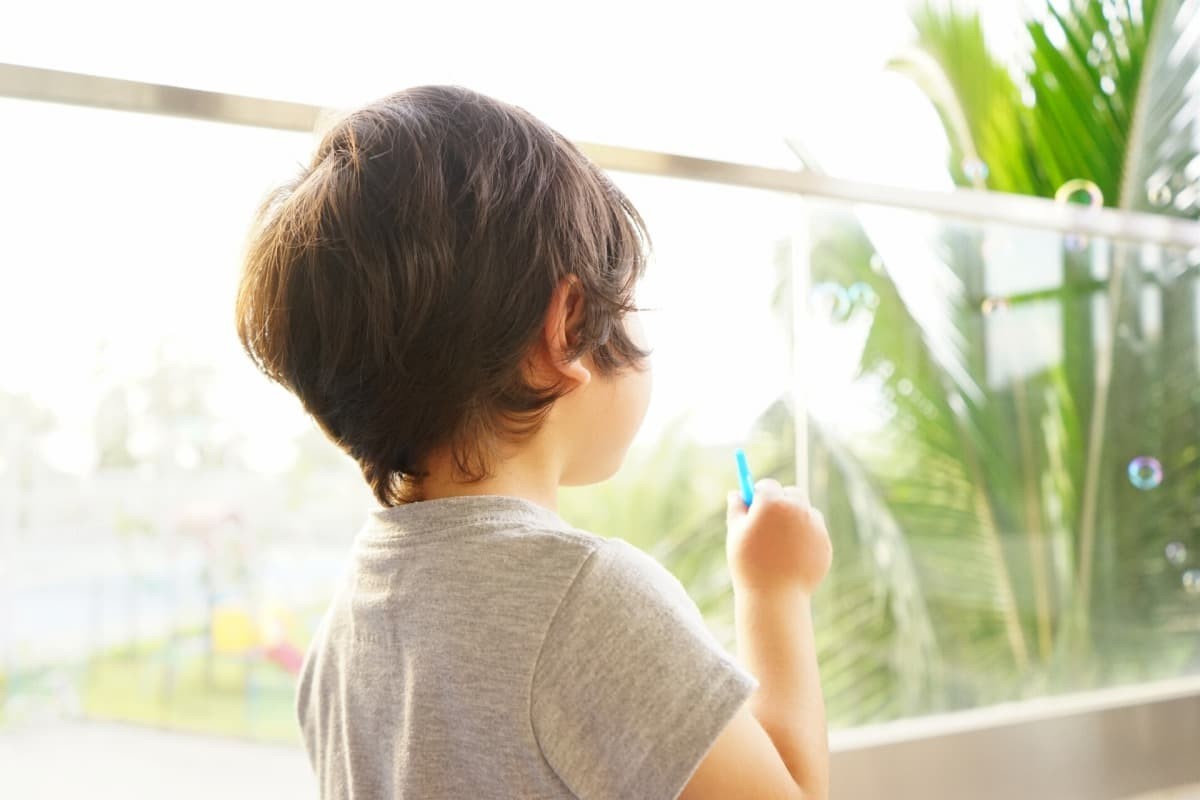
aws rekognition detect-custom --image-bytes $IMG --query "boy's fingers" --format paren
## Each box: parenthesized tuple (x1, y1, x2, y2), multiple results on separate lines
(727, 490, 747, 522)
(782, 486, 811, 506)
(755, 478, 783, 498)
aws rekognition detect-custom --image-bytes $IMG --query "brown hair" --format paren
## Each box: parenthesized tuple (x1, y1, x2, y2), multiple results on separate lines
(234, 85, 651, 507)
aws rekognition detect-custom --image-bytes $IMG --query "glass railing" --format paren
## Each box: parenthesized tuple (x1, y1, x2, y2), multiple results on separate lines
(800, 199, 1200, 727)
(0, 92, 369, 745)
(3, 62, 1199, 799)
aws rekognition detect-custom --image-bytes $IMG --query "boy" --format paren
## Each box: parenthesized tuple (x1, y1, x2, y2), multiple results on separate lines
(235, 85, 832, 799)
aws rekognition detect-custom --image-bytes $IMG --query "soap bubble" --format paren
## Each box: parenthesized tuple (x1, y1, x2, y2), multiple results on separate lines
(808, 282, 851, 323)
(847, 282, 880, 312)
(1056, 179, 1103, 207)
(1165, 541, 1188, 566)
(1148, 182, 1172, 207)
(981, 297, 1010, 315)
(962, 158, 989, 183)
(1056, 179, 1103, 253)
(1127, 456, 1164, 490)
(1184, 570, 1200, 595)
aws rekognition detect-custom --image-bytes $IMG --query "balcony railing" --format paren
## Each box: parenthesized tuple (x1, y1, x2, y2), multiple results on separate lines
(3, 61, 1199, 800)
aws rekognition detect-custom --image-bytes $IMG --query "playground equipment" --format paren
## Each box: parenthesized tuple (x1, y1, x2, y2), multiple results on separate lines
(210, 603, 303, 675)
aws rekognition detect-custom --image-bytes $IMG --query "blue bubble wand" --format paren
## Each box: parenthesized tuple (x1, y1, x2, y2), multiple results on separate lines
(734, 448, 755, 507)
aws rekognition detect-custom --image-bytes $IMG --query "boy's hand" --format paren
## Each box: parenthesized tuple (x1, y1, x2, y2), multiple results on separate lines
(725, 478, 832, 595)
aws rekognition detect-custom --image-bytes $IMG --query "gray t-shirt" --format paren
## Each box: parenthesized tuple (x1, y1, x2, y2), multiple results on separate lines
(296, 493, 758, 799)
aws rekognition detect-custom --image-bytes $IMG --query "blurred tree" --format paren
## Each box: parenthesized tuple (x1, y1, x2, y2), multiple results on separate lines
(95, 386, 136, 469)
(0, 390, 56, 534)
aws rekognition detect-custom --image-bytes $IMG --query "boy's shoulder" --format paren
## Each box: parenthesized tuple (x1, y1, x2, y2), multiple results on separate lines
(531, 525, 683, 588)
(537, 528, 705, 631)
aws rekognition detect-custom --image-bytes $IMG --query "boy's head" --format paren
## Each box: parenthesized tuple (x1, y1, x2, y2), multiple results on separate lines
(235, 85, 653, 507)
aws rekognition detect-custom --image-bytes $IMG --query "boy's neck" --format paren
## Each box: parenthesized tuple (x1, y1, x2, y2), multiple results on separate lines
(419, 442, 561, 514)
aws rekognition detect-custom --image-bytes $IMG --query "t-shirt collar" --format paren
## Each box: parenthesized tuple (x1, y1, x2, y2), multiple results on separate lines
(364, 493, 571, 537)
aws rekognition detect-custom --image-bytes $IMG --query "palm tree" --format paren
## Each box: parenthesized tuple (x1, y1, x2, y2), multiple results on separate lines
(789, 0, 1200, 721)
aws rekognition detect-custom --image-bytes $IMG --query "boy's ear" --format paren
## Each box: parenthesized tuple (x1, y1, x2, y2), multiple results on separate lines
(539, 275, 591, 389)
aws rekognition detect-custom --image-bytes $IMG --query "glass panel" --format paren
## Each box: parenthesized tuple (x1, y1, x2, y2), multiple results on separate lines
(0, 97, 368, 749)
(803, 198, 1200, 727)
(5, 93, 1199, 795)
(0, 99, 805, 792)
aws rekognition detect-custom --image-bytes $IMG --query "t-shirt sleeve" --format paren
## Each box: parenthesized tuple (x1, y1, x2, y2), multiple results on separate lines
(531, 536, 759, 800)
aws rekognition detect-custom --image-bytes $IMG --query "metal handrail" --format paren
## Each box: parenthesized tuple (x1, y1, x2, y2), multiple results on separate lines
(4, 61, 1200, 249)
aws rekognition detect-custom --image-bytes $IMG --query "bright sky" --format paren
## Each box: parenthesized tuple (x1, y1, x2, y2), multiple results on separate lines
(0, 0, 1016, 476)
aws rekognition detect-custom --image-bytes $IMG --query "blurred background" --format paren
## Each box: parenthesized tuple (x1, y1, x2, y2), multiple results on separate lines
(2, 0, 1200, 798)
